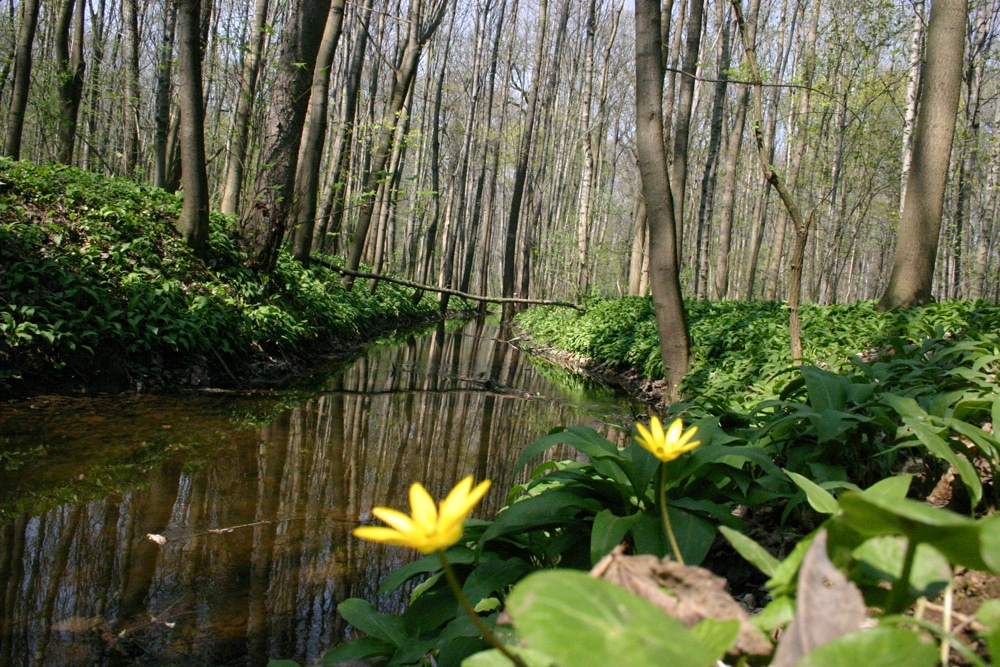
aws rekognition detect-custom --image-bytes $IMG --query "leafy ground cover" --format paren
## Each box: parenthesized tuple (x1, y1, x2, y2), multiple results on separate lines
(0, 159, 449, 397)
(311, 299, 1000, 667)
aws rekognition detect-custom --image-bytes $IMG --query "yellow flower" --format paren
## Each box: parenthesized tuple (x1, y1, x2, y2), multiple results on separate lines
(353, 476, 491, 554)
(635, 416, 701, 463)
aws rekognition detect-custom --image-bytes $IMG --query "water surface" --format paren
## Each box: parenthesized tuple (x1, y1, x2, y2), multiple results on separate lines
(0, 319, 638, 666)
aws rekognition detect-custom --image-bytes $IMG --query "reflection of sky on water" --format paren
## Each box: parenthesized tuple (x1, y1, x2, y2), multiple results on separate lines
(0, 319, 639, 666)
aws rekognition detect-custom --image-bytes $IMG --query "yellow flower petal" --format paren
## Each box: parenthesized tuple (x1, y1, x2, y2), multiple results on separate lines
(353, 526, 410, 546)
(634, 416, 702, 463)
(409, 483, 438, 529)
(372, 507, 417, 534)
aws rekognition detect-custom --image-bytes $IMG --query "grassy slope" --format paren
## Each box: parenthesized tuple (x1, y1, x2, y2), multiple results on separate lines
(0, 159, 449, 396)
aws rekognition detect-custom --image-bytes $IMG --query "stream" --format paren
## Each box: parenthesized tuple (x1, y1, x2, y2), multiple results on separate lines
(0, 318, 640, 667)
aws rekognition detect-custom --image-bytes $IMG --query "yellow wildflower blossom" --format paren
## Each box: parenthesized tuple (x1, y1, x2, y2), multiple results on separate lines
(353, 476, 491, 554)
(635, 416, 701, 463)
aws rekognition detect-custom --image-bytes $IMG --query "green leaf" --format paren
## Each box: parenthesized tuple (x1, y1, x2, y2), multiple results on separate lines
(905, 418, 982, 507)
(836, 493, 990, 572)
(463, 558, 533, 606)
(590, 509, 640, 566)
(378, 547, 475, 596)
(513, 426, 620, 473)
(478, 491, 602, 546)
(785, 470, 840, 515)
(975, 599, 1000, 662)
(796, 626, 938, 667)
(338, 598, 408, 647)
(852, 537, 951, 599)
(462, 647, 556, 667)
(320, 636, 395, 665)
(667, 507, 717, 565)
(266, 661, 301, 667)
(719, 525, 780, 577)
(862, 475, 912, 502)
(505, 570, 729, 667)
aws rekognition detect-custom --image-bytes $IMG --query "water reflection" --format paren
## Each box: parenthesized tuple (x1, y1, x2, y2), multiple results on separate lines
(0, 319, 637, 666)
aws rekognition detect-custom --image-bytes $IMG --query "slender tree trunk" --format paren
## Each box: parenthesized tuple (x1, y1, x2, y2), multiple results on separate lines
(635, 0, 690, 402)
(290, 0, 347, 263)
(877, 0, 966, 310)
(899, 0, 925, 213)
(316, 0, 374, 255)
(55, 0, 87, 165)
(669, 0, 705, 258)
(575, 0, 598, 300)
(3, 0, 41, 159)
(219, 0, 269, 217)
(500, 0, 548, 318)
(121, 0, 141, 175)
(175, 0, 210, 258)
(242, 0, 333, 274)
(342, 0, 449, 287)
(153, 1, 178, 188)
(949, 0, 991, 298)
(969, 103, 1000, 301)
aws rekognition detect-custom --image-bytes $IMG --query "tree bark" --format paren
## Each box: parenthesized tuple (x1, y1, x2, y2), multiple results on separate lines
(55, 0, 86, 165)
(877, 0, 966, 310)
(175, 0, 210, 258)
(342, 0, 449, 288)
(219, 0, 269, 217)
(242, 0, 333, 274)
(290, 0, 347, 263)
(121, 0, 141, 176)
(153, 0, 178, 188)
(3, 0, 41, 160)
(635, 0, 690, 402)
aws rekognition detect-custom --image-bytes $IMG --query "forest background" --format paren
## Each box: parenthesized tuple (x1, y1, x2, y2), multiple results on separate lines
(1, 0, 997, 320)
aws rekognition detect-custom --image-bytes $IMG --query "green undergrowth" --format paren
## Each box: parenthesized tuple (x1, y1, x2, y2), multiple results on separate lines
(516, 297, 1000, 412)
(0, 159, 445, 394)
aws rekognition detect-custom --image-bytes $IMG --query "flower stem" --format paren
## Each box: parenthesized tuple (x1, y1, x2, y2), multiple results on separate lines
(659, 464, 685, 565)
(886, 538, 917, 614)
(436, 550, 528, 667)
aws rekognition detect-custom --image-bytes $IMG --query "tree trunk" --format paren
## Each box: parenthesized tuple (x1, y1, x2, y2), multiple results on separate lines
(500, 0, 548, 318)
(575, 0, 598, 301)
(3, 0, 41, 160)
(290, 0, 347, 264)
(121, 0, 141, 176)
(54, 0, 86, 165)
(242, 0, 333, 274)
(153, 0, 178, 188)
(635, 0, 690, 403)
(219, 0, 269, 217)
(342, 0, 449, 288)
(877, 0, 966, 310)
(899, 0, 925, 213)
(669, 0, 706, 259)
(175, 0, 210, 258)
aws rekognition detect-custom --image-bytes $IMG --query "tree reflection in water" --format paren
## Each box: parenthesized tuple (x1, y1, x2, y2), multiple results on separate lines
(0, 319, 636, 666)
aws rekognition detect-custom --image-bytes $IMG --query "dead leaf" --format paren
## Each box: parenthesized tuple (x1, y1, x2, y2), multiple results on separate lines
(589, 544, 771, 656)
(770, 528, 867, 667)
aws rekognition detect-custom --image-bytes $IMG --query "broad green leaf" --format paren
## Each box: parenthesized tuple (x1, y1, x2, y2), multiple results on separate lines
(337, 598, 408, 647)
(462, 647, 556, 667)
(786, 470, 840, 515)
(795, 626, 938, 667)
(975, 599, 1000, 663)
(403, 585, 457, 635)
(837, 493, 990, 572)
(690, 619, 740, 658)
(505, 570, 729, 667)
(590, 509, 639, 566)
(266, 661, 301, 667)
(979, 513, 1000, 574)
(478, 491, 602, 546)
(378, 546, 475, 596)
(667, 507, 716, 565)
(751, 595, 795, 632)
(463, 558, 533, 606)
(388, 637, 437, 666)
(905, 418, 982, 506)
(513, 426, 620, 472)
(719, 525, 780, 577)
(766, 531, 818, 596)
(409, 571, 442, 604)
(881, 393, 927, 419)
(320, 636, 396, 665)
(852, 537, 951, 599)
(862, 475, 912, 502)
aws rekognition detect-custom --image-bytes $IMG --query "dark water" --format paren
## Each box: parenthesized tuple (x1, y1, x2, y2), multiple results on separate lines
(0, 319, 639, 666)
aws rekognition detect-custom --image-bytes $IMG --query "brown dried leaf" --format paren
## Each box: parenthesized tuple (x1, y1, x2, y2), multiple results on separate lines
(589, 544, 771, 656)
(770, 529, 867, 667)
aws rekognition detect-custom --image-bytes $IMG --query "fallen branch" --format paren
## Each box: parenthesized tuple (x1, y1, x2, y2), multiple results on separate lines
(311, 257, 585, 311)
